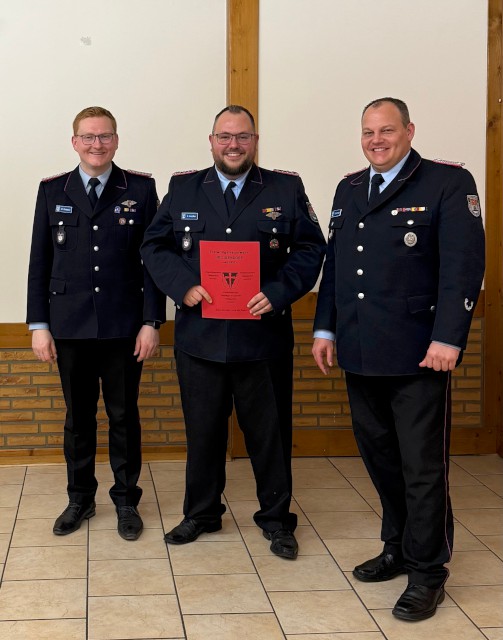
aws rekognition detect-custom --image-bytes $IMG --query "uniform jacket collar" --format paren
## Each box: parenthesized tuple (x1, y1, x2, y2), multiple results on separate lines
(349, 148, 422, 215)
(64, 162, 128, 218)
(202, 164, 265, 224)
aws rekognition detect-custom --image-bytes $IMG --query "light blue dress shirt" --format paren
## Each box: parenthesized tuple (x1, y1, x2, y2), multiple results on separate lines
(214, 166, 251, 199)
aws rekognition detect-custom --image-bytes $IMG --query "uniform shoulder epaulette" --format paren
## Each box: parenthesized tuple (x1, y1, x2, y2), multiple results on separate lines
(126, 168, 152, 177)
(172, 169, 198, 176)
(344, 167, 367, 178)
(433, 158, 465, 168)
(273, 168, 299, 176)
(41, 171, 67, 182)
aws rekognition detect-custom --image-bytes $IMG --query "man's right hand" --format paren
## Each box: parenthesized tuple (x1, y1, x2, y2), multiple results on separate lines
(32, 329, 57, 362)
(183, 285, 212, 307)
(312, 337, 335, 375)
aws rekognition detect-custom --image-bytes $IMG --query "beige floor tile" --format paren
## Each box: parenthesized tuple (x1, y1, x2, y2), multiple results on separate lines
(0, 533, 9, 564)
(270, 590, 377, 635)
(0, 484, 22, 508)
(228, 499, 308, 527)
(449, 550, 503, 586)
(150, 468, 187, 492)
(88, 500, 162, 530)
(223, 476, 259, 501)
(287, 634, 386, 640)
(225, 458, 256, 478)
(292, 467, 351, 489)
(4, 545, 87, 580)
(169, 540, 255, 575)
(482, 630, 503, 640)
(478, 535, 503, 559)
(451, 485, 503, 509)
(307, 511, 382, 539)
(347, 477, 380, 501)
(148, 460, 187, 472)
(324, 538, 387, 572)
(26, 464, 67, 475)
(11, 517, 87, 547)
(329, 457, 369, 477)
(89, 558, 175, 595)
(175, 573, 271, 614)
(295, 488, 372, 512)
(88, 594, 184, 639)
(449, 464, 485, 486)
(0, 507, 16, 533)
(454, 509, 503, 536)
(17, 493, 69, 519)
(156, 489, 186, 515)
(372, 605, 488, 639)
(0, 578, 86, 619)
(0, 466, 26, 484)
(292, 457, 335, 469)
(22, 473, 67, 495)
(476, 475, 503, 497)
(184, 612, 285, 639)
(451, 455, 503, 476)
(0, 619, 86, 640)
(455, 522, 488, 551)
(89, 527, 167, 561)
(254, 554, 349, 591)
(448, 585, 503, 627)
(242, 524, 328, 556)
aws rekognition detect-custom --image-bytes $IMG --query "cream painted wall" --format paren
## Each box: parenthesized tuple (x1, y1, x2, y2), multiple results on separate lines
(1, 0, 226, 322)
(258, 0, 488, 251)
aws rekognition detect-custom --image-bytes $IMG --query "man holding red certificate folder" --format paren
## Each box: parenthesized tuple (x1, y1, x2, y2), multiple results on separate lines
(141, 105, 325, 559)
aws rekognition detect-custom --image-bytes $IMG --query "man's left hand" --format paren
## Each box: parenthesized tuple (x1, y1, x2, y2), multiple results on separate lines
(134, 324, 160, 362)
(247, 292, 272, 316)
(419, 343, 459, 371)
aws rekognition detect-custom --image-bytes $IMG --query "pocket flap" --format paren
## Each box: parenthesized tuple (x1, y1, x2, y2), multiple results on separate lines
(49, 278, 66, 294)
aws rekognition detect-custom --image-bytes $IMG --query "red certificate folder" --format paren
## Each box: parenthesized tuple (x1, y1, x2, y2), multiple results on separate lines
(200, 240, 260, 319)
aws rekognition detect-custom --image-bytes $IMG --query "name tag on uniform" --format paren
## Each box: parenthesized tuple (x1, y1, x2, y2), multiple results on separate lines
(55, 205, 73, 213)
(181, 212, 198, 220)
(331, 209, 342, 218)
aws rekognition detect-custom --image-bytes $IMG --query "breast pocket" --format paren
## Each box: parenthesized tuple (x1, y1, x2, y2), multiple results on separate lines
(49, 213, 79, 251)
(257, 219, 291, 261)
(173, 219, 206, 260)
(391, 216, 432, 255)
(114, 213, 145, 251)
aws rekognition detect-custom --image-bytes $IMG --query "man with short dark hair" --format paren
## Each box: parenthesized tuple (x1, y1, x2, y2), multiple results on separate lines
(27, 106, 166, 541)
(313, 98, 484, 620)
(141, 105, 326, 559)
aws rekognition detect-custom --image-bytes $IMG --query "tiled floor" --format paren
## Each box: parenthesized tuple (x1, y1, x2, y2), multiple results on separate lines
(0, 454, 502, 640)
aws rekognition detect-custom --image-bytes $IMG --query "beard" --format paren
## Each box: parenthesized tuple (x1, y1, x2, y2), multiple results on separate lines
(214, 155, 254, 177)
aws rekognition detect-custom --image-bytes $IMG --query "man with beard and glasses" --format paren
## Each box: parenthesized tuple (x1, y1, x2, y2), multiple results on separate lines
(141, 105, 325, 559)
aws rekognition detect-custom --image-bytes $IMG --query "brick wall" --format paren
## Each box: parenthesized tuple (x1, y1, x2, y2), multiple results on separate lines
(0, 297, 488, 456)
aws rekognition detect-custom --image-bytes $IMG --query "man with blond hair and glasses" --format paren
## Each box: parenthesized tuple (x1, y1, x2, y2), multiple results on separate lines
(27, 106, 165, 541)
(142, 105, 325, 559)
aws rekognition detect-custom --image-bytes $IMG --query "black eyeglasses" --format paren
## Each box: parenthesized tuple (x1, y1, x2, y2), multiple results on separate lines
(75, 133, 115, 145)
(212, 132, 256, 145)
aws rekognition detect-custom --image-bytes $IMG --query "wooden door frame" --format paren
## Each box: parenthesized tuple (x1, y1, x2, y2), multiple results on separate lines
(226, 0, 503, 457)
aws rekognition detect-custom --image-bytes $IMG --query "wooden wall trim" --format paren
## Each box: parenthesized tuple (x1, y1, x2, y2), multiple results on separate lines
(485, 0, 503, 454)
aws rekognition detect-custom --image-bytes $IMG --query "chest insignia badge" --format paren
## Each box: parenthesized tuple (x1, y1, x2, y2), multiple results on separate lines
(404, 232, 417, 247)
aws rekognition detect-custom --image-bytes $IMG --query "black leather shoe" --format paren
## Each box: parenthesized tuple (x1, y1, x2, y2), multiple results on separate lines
(353, 551, 406, 582)
(53, 501, 96, 535)
(392, 583, 445, 621)
(164, 518, 222, 544)
(263, 529, 298, 560)
(117, 506, 143, 541)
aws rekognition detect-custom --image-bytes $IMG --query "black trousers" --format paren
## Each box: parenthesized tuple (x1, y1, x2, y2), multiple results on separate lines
(345, 370, 453, 588)
(55, 338, 143, 507)
(175, 350, 297, 533)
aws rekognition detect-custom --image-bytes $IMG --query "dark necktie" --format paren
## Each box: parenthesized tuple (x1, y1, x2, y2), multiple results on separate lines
(224, 181, 237, 217)
(88, 177, 101, 209)
(368, 173, 384, 208)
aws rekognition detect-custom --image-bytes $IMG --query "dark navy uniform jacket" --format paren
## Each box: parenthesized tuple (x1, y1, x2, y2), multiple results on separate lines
(314, 149, 485, 376)
(27, 163, 166, 339)
(141, 164, 326, 362)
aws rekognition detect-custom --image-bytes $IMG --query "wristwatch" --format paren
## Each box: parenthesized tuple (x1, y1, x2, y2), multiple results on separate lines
(143, 321, 161, 330)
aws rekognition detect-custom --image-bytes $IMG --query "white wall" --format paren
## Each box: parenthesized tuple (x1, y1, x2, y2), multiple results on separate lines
(0, 0, 226, 322)
(258, 0, 488, 246)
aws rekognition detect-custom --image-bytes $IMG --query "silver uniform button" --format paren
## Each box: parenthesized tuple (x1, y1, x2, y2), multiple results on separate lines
(94, 287, 100, 293)
(407, 219, 414, 225)
(430, 305, 436, 312)
(94, 266, 100, 271)
(357, 245, 363, 252)
(358, 292, 365, 299)
(129, 219, 134, 225)
(358, 222, 364, 229)
(58, 220, 64, 226)
(357, 269, 363, 275)
(272, 227, 278, 233)
(94, 246, 99, 251)
(93, 225, 99, 231)
(185, 226, 190, 232)
(226, 228, 232, 234)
